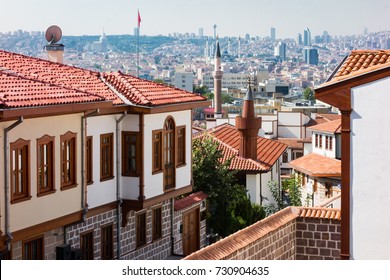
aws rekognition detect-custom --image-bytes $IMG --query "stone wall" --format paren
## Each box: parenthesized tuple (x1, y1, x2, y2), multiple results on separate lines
(296, 216, 341, 260)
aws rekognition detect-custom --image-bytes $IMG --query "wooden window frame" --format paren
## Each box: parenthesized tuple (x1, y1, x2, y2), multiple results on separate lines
(315, 134, 318, 148)
(176, 126, 186, 167)
(22, 235, 44, 260)
(319, 134, 323, 148)
(80, 230, 94, 260)
(101, 224, 114, 260)
(60, 131, 77, 190)
(282, 151, 288, 163)
(86, 136, 93, 185)
(152, 130, 163, 173)
(163, 117, 175, 191)
(37, 135, 55, 196)
(153, 207, 162, 241)
(100, 133, 114, 181)
(122, 131, 140, 177)
(10, 139, 31, 203)
(329, 136, 333, 151)
(136, 212, 147, 248)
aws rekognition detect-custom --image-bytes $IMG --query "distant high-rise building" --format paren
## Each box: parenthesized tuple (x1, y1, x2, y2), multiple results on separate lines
(271, 27, 276, 41)
(304, 28, 311, 46)
(297, 33, 302, 45)
(228, 38, 231, 55)
(304, 48, 318, 65)
(322, 31, 331, 44)
(274, 41, 286, 61)
(245, 33, 250, 41)
(199, 28, 204, 38)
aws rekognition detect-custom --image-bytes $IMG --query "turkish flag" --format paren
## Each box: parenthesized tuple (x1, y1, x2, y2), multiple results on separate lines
(138, 10, 141, 28)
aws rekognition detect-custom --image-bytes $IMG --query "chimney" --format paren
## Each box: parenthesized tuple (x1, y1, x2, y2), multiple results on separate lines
(44, 25, 64, 64)
(235, 86, 262, 160)
(45, 44, 64, 64)
(212, 40, 223, 118)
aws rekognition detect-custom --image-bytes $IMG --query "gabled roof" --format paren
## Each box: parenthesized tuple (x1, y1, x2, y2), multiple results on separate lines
(103, 71, 207, 107)
(288, 153, 341, 177)
(0, 50, 121, 106)
(194, 123, 287, 172)
(309, 119, 341, 134)
(275, 138, 303, 150)
(0, 50, 208, 111)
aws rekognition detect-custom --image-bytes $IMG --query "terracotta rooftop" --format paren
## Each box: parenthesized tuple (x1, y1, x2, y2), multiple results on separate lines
(194, 123, 288, 172)
(184, 206, 341, 260)
(305, 113, 340, 127)
(333, 50, 390, 80)
(0, 71, 106, 108)
(103, 71, 207, 107)
(275, 138, 304, 150)
(174, 191, 208, 211)
(308, 119, 341, 134)
(0, 50, 121, 106)
(288, 153, 341, 177)
(0, 50, 208, 110)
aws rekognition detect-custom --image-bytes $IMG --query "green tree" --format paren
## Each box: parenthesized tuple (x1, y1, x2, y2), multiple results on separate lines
(265, 177, 302, 216)
(153, 78, 166, 84)
(193, 85, 209, 95)
(303, 87, 315, 101)
(193, 135, 265, 237)
(222, 93, 234, 104)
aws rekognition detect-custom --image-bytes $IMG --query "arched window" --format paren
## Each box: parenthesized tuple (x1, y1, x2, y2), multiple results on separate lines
(163, 117, 175, 190)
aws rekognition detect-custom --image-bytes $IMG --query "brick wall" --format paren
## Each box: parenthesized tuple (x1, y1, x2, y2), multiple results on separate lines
(223, 219, 296, 260)
(296, 217, 341, 260)
(11, 227, 64, 260)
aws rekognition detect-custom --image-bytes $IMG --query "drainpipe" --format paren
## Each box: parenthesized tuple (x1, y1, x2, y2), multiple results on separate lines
(116, 112, 127, 260)
(81, 110, 99, 223)
(4, 117, 24, 249)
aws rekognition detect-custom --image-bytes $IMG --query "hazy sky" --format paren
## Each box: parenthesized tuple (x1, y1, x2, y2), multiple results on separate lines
(0, 0, 389, 38)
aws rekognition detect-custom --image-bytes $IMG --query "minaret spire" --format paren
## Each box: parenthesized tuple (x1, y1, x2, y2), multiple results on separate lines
(235, 78, 262, 160)
(213, 39, 223, 118)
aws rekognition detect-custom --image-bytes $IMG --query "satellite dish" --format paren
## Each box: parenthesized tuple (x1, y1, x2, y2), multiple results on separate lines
(45, 25, 62, 44)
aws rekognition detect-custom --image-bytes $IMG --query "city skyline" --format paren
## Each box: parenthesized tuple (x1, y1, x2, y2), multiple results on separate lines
(0, 0, 389, 38)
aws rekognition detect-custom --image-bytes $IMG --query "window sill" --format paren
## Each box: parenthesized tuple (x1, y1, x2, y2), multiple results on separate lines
(87, 181, 94, 186)
(37, 189, 56, 197)
(100, 176, 115, 182)
(61, 183, 78, 191)
(121, 173, 140, 177)
(176, 163, 187, 168)
(11, 195, 32, 204)
(152, 170, 163, 175)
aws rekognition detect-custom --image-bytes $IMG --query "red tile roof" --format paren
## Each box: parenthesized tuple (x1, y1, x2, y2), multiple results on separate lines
(333, 50, 390, 79)
(174, 191, 208, 211)
(0, 50, 121, 106)
(103, 71, 207, 107)
(0, 50, 208, 109)
(184, 206, 341, 260)
(308, 119, 341, 134)
(275, 138, 303, 150)
(288, 153, 341, 177)
(0, 70, 106, 108)
(194, 123, 287, 172)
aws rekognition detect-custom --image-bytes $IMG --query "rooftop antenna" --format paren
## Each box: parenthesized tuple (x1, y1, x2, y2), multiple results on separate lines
(44, 25, 64, 63)
(45, 25, 62, 44)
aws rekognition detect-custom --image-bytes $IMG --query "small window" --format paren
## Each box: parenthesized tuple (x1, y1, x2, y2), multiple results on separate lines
(10, 139, 31, 203)
(37, 135, 55, 196)
(86, 136, 93, 184)
(153, 208, 162, 241)
(81, 230, 94, 260)
(60, 132, 77, 190)
(23, 236, 44, 260)
(101, 224, 113, 260)
(329, 136, 333, 151)
(315, 134, 318, 148)
(319, 135, 323, 148)
(152, 130, 162, 173)
(325, 183, 333, 198)
(100, 133, 114, 181)
(177, 126, 186, 166)
(122, 132, 140, 176)
(136, 212, 146, 247)
(282, 152, 288, 163)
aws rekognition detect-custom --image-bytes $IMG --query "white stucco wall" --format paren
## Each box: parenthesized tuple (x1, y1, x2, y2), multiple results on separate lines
(350, 76, 390, 259)
(85, 114, 120, 208)
(143, 110, 192, 199)
(1, 114, 83, 232)
(312, 132, 336, 158)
